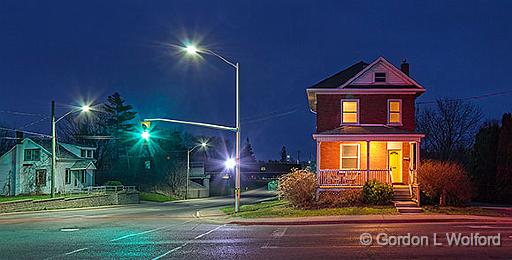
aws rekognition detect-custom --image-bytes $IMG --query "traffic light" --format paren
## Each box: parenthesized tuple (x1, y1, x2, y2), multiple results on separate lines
(141, 121, 151, 141)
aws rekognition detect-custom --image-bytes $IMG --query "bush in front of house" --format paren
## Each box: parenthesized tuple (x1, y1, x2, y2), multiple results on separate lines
(317, 189, 363, 207)
(418, 160, 472, 206)
(278, 168, 317, 209)
(362, 180, 394, 205)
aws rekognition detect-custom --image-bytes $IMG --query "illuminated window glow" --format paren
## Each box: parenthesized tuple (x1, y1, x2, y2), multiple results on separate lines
(341, 100, 359, 124)
(388, 99, 402, 125)
(340, 144, 360, 169)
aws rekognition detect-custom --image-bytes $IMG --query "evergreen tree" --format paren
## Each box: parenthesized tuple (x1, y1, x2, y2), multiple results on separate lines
(470, 121, 500, 201)
(241, 137, 256, 163)
(496, 113, 512, 202)
(103, 92, 137, 139)
(280, 146, 287, 163)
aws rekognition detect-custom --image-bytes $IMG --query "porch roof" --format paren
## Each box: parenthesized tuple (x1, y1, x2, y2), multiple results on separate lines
(70, 160, 96, 171)
(313, 125, 424, 142)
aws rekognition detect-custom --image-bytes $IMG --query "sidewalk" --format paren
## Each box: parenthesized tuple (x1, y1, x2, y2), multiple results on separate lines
(229, 214, 512, 226)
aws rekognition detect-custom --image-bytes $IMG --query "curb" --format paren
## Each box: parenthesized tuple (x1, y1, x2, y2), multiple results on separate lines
(0, 204, 131, 216)
(229, 218, 512, 226)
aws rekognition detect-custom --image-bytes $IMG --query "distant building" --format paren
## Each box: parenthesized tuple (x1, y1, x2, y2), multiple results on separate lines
(0, 137, 96, 196)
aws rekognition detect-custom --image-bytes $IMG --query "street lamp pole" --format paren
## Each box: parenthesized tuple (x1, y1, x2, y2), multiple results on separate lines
(51, 101, 56, 198)
(234, 62, 241, 212)
(186, 142, 208, 200)
(50, 103, 92, 198)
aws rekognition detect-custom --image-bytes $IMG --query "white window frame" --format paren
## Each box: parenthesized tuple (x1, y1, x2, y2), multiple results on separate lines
(387, 99, 402, 126)
(340, 99, 360, 125)
(374, 72, 387, 83)
(340, 143, 360, 169)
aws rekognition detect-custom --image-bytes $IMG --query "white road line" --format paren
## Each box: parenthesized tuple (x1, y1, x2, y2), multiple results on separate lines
(64, 247, 89, 255)
(110, 220, 194, 242)
(152, 224, 227, 260)
(262, 227, 288, 249)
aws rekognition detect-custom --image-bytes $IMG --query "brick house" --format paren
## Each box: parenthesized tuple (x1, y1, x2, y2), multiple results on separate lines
(306, 57, 425, 204)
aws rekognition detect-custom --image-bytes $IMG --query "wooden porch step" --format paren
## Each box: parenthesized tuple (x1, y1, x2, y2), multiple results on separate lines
(394, 201, 417, 207)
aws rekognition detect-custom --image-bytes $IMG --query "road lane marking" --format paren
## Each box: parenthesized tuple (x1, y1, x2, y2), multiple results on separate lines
(64, 247, 89, 255)
(152, 224, 227, 260)
(60, 228, 80, 232)
(262, 227, 288, 249)
(110, 219, 195, 242)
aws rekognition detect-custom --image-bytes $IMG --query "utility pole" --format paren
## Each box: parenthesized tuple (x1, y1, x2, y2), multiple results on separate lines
(234, 62, 241, 213)
(51, 100, 56, 198)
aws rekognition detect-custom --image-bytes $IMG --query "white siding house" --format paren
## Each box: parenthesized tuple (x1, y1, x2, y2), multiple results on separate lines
(0, 138, 96, 196)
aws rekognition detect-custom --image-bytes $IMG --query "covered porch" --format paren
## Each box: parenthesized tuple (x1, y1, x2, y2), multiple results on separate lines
(314, 132, 423, 189)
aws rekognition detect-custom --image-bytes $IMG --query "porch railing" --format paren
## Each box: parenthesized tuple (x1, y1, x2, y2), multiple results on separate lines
(318, 169, 391, 187)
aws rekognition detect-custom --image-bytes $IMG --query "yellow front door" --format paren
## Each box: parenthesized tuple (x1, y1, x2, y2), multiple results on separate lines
(388, 150, 402, 183)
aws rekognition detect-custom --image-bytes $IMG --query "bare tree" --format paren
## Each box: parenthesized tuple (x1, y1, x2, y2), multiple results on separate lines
(417, 98, 482, 161)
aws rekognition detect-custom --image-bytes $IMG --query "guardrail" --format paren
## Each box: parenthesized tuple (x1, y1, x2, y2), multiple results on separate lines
(65, 185, 137, 194)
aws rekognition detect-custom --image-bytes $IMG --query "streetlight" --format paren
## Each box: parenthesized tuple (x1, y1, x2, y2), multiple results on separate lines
(225, 158, 236, 170)
(186, 141, 208, 199)
(183, 44, 241, 212)
(145, 43, 242, 212)
(51, 101, 92, 198)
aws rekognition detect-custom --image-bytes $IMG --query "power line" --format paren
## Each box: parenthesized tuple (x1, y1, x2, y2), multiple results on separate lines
(0, 127, 51, 138)
(0, 110, 46, 117)
(417, 90, 512, 105)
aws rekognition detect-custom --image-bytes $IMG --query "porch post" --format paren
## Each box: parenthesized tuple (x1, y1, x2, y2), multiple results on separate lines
(415, 141, 420, 184)
(366, 140, 370, 181)
(316, 141, 321, 173)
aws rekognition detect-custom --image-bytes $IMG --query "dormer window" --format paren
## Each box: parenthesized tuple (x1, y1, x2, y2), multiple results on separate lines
(341, 99, 359, 124)
(374, 72, 386, 82)
(81, 149, 93, 158)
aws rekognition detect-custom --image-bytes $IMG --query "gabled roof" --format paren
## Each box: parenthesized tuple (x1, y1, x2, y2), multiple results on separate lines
(27, 138, 81, 160)
(70, 160, 96, 170)
(306, 57, 426, 112)
(310, 61, 368, 89)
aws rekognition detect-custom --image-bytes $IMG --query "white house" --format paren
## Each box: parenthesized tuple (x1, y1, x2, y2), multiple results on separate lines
(0, 137, 97, 196)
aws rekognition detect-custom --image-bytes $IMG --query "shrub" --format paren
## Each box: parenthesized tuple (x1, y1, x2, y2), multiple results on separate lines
(104, 180, 123, 186)
(278, 168, 317, 209)
(418, 160, 472, 206)
(317, 189, 363, 208)
(362, 180, 394, 205)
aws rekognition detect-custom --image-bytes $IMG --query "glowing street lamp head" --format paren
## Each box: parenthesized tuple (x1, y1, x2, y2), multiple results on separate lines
(200, 142, 208, 148)
(185, 45, 199, 55)
(141, 130, 150, 141)
(81, 105, 91, 112)
(225, 158, 236, 170)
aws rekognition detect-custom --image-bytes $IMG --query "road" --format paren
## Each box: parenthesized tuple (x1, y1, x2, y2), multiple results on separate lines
(0, 190, 511, 259)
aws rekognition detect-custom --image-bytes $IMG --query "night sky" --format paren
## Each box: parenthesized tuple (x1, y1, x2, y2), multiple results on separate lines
(1, 1, 511, 161)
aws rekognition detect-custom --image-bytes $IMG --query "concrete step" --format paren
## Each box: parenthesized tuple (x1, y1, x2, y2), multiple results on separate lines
(394, 201, 417, 207)
(397, 206, 423, 214)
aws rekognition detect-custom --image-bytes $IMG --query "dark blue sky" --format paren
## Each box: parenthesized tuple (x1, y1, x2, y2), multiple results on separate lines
(1, 0, 511, 160)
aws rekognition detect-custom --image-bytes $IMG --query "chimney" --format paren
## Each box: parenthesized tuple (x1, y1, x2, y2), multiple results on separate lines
(400, 59, 410, 76)
(15, 130, 23, 144)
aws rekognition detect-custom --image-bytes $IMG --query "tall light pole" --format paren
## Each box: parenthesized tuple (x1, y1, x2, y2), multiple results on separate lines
(51, 102, 91, 198)
(144, 43, 242, 212)
(186, 45, 241, 212)
(186, 141, 208, 200)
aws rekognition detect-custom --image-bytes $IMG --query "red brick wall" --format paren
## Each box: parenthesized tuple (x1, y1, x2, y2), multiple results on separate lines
(316, 94, 417, 132)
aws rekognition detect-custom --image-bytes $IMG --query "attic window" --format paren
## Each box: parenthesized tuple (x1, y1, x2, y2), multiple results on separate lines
(374, 72, 386, 83)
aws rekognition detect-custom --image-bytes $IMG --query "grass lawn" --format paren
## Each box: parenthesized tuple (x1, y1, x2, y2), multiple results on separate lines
(0, 194, 88, 203)
(139, 192, 178, 202)
(222, 200, 397, 218)
(423, 206, 509, 217)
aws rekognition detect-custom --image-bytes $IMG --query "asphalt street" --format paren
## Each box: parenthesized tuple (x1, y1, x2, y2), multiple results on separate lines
(0, 190, 511, 259)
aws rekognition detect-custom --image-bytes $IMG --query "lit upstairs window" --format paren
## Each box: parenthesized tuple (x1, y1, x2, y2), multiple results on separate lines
(341, 100, 359, 124)
(375, 72, 386, 82)
(388, 99, 402, 125)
